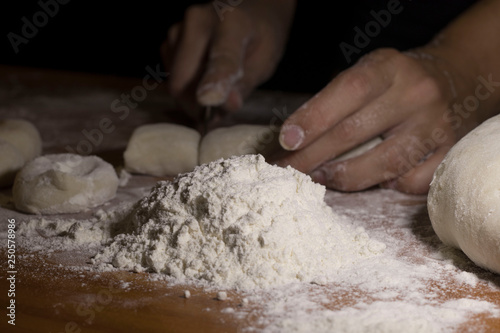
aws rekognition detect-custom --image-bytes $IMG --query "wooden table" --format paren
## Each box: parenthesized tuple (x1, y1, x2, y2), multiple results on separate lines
(0, 66, 499, 333)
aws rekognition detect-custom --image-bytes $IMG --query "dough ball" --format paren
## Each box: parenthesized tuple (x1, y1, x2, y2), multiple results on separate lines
(0, 140, 25, 187)
(199, 125, 280, 165)
(124, 123, 200, 176)
(0, 119, 42, 162)
(13, 154, 119, 215)
(428, 115, 500, 274)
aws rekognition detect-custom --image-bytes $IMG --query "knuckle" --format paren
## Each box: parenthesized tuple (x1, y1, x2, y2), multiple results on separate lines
(340, 70, 373, 97)
(333, 118, 358, 142)
(409, 76, 443, 104)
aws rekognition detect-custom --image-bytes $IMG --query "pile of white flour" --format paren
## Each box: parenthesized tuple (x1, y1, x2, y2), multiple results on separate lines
(10, 154, 500, 332)
(93, 154, 385, 290)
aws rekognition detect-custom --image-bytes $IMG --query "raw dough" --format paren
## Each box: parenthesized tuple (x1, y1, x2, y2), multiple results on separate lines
(199, 125, 280, 165)
(428, 115, 500, 274)
(123, 122, 381, 177)
(0, 140, 25, 187)
(13, 154, 119, 214)
(0, 119, 42, 162)
(0, 119, 42, 187)
(124, 123, 200, 176)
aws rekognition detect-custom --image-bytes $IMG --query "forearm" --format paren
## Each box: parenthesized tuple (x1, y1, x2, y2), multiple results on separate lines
(423, 0, 500, 124)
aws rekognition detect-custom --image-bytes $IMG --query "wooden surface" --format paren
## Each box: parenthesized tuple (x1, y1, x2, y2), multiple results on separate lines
(0, 66, 500, 333)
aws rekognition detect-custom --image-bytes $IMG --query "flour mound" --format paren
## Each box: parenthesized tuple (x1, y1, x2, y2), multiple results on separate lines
(94, 155, 384, 290)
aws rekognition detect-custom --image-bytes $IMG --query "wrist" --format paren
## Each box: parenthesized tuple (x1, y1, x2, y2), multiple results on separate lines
(414, 43, 500, 130)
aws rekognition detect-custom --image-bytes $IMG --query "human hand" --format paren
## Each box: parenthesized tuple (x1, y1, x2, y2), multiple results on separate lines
(275, 47, 482, 194)
(162, 0, 295, 120)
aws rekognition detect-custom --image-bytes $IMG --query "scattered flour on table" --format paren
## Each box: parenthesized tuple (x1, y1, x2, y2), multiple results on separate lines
(10, 154, 500, 332)
(258, 295, 498, 333)
(92, 154, 385, 290)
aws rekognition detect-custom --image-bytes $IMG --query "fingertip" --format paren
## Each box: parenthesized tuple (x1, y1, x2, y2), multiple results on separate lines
(379, 167, 430, 194)
(279, 124, 304, 151)
(393, 169, 432, 195)
(196, 69, 244, 107)
(391, 149, 448, 195)
(196, 82, 227, 106)
(321, 160, 380, 192)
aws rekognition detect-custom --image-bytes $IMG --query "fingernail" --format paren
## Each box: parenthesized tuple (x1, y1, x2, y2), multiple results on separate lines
(310, 169, 326, 185)
(279, 125, 304, 151)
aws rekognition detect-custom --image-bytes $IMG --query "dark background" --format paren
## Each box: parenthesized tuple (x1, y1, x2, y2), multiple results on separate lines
(2, 0, 475, 93)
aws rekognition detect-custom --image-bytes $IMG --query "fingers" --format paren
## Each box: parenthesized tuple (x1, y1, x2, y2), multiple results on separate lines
(279, 49, 400, 151)
(276, 84, 409, 173)
(166, 5, 215, 97)
(196, 13, 253, 107)
(310, 128, 441, 192)
(222, 35, 285, 112)
(381, 146, 451, 194)
(161, 23, 180, 71)
(273, 48, 458, 194)
(164, 2, 292, 115)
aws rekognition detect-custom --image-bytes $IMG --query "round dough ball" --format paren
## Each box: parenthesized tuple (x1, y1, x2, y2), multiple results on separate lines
(124, 123, 200, 176)
(199, 125, 280, 165)
(0, 140, 25, 187)
(428, 115, 500, 274)
(13, 154, 119, 215)
(0, 119, 42, 162)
